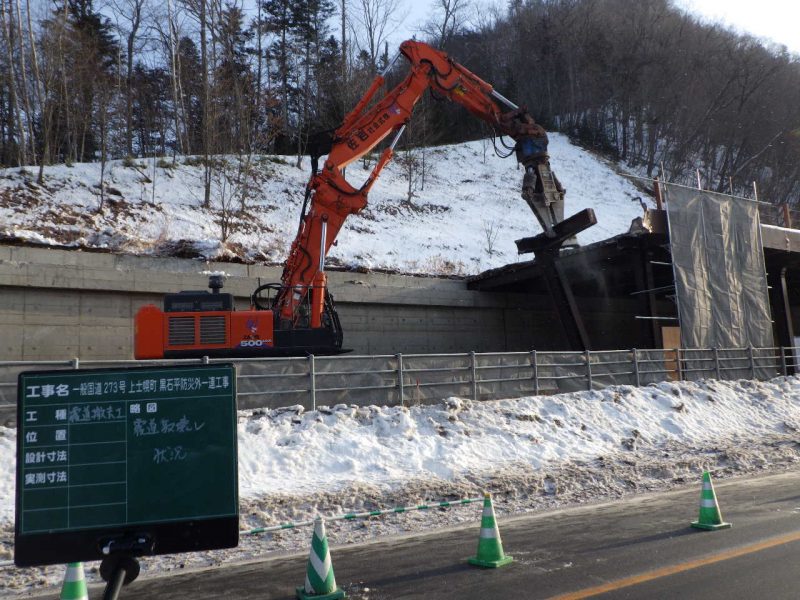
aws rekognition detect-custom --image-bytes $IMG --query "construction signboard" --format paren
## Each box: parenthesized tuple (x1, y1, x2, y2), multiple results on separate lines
(15, 364, 239, 567)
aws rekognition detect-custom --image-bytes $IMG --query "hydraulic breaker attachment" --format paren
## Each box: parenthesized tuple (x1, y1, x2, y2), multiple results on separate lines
(522, 162, 566, 237)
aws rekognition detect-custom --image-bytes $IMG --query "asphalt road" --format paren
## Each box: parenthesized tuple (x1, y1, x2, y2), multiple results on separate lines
(34, 470, 800, 599)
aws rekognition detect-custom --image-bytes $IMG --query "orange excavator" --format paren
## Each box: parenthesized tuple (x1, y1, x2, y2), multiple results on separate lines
(134, 40, 576, 359)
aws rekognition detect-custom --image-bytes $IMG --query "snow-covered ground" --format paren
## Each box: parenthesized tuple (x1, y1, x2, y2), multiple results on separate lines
(2, 376, 800, 594)
(0, 135, 647, 275)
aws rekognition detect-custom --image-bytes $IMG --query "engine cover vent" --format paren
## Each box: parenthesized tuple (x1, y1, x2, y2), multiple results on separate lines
(168, 317, 195, 346)
(200, 316, 226, 345)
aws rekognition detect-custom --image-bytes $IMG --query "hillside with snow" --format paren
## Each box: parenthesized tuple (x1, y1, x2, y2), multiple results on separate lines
(0, 135, 647, 275)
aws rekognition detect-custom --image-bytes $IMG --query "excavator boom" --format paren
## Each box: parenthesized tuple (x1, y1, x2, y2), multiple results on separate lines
(274, 40, 564, 326)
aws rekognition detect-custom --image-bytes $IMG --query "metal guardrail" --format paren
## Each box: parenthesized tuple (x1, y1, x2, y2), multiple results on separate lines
(0, 346, 795, 418)
(0, 347, 800, 418)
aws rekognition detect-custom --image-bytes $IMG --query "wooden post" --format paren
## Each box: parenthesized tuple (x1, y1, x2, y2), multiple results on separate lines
(653, 177, 664, 210)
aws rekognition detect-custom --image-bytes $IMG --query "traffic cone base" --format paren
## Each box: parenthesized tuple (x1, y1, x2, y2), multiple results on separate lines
(467, 493, 513, 569)
(691, 520, 731, 531)
(296, 587, 346, 600)
(691, 471, 731, 531)
(468, 554, 514, 569)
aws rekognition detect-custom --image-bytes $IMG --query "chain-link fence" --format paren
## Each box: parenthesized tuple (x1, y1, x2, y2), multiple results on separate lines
(0, 346, 795, 423)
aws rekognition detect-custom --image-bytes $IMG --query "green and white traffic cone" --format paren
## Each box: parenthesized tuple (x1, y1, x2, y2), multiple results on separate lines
(296, 517, 346, 600)
(60, 563, 88, 600)
(691, 471, 731, 531)
(468, 492, 513, 568)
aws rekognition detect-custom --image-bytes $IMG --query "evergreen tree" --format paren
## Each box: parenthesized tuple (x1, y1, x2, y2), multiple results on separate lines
(215, 4, 257, 152)
(262, 0, 295, 147)
(290, 0, 336, 156)
(48, 0, 119, 162)
(176, 36, 203, 154)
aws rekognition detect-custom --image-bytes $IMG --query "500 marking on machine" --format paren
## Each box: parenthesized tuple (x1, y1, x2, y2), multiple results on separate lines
(239, 340, 268, 347)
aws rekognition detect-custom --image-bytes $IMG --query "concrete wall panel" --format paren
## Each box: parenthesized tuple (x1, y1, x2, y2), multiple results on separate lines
(0, 245, 547, 361)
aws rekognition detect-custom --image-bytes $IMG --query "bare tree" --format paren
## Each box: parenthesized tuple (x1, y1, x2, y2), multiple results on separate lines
(108, 0, 149, 157)
(13, 0, 35, 163)
(482, 219, 499, 256)
(95, 75, 115, 210)
(424, 0, 469, 48)
(340, 0, 346, 79)
(349, 0, 402, 70)
(178, 0, 214, 206)
(25, 0, 45, 169)
(0, 0, 25, 164)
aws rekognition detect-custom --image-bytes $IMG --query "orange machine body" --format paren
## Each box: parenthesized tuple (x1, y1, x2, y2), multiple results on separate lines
(134, 304, 275, 359)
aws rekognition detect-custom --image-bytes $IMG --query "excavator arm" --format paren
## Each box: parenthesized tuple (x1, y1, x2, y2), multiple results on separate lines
(274, 40, 565, 326)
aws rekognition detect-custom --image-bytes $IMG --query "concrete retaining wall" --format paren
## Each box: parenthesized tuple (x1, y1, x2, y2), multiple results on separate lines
(0, 245, 550, 360)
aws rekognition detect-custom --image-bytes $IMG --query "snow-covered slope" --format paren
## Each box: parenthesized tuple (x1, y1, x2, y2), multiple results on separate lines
(0, 135, 647, 275)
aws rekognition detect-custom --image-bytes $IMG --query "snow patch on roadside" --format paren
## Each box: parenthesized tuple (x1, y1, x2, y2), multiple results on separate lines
(2, 376, 800, 595)
(235, 377, 800, 497)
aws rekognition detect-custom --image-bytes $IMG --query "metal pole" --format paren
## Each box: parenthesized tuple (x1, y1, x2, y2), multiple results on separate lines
(318, 220, 328, 272)
(713, 347, 720, 379)
(202, 355, 210, 365)
(531, 350, 539, 395)
(102, 566, 127, 600)
(388, 125, 406, 150)
(632, 349, 640, 387)
(780, 346, 787, 377)
(675, 348, 683, 381)
(469, 351, 477, 401)
(490, 89, 519, 110)
(380, 50, 401, 77)
(396, 353, 404, 407)
(309, 354, 316, 411)
(585, 350, 592, 391)
(748, 345, 755, 379)
(71, 358, 80, 370)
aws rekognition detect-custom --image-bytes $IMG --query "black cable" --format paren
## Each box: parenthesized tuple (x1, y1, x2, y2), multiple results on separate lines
(498, 135, 516, 150)
(491, 132, 515, 159)
(297, 185, 312, 236)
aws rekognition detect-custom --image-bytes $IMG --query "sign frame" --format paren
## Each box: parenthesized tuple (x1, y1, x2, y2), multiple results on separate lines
(15, 363, 239, 567)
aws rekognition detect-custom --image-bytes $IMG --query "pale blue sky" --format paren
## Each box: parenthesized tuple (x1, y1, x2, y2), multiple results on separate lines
(396, 0, 800, 54)
(676, 0, 800, 53)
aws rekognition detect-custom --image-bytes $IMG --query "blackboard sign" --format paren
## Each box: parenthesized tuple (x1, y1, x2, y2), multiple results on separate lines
(15, 364, 239, 567)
